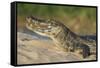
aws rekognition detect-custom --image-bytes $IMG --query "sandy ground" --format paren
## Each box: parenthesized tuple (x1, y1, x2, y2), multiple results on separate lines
(17, 32, 96, 65)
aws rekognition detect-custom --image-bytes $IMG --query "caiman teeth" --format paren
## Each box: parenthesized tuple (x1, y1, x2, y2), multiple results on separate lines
(48, 26, 52, 28)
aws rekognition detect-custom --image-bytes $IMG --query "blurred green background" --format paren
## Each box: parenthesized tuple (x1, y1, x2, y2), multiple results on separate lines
(17, 3, 97, 35)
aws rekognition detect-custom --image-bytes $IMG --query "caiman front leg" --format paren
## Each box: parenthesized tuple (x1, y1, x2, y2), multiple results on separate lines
(75, 43, 90, 58)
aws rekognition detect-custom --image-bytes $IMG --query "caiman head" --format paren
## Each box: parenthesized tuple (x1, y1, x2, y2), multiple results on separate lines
(26, 16, 63, 38)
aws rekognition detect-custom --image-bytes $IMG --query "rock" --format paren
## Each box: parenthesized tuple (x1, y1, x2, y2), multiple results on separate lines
(17, 32, 96, 65)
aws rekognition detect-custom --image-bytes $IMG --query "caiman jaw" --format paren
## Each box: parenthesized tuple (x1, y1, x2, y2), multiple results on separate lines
(25, 16, 62, 37)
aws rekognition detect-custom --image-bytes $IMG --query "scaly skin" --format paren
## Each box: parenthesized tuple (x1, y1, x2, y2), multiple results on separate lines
(25, 16, 96, 58)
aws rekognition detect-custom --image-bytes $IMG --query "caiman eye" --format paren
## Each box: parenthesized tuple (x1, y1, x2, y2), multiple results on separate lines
(26, 18, 31, 23)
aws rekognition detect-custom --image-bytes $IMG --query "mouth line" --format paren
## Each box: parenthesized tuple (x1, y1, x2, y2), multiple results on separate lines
(31, 16, 45, 23)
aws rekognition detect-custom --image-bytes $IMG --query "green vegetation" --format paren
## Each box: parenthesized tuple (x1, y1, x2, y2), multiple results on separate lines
(17, 3, 97, 35)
